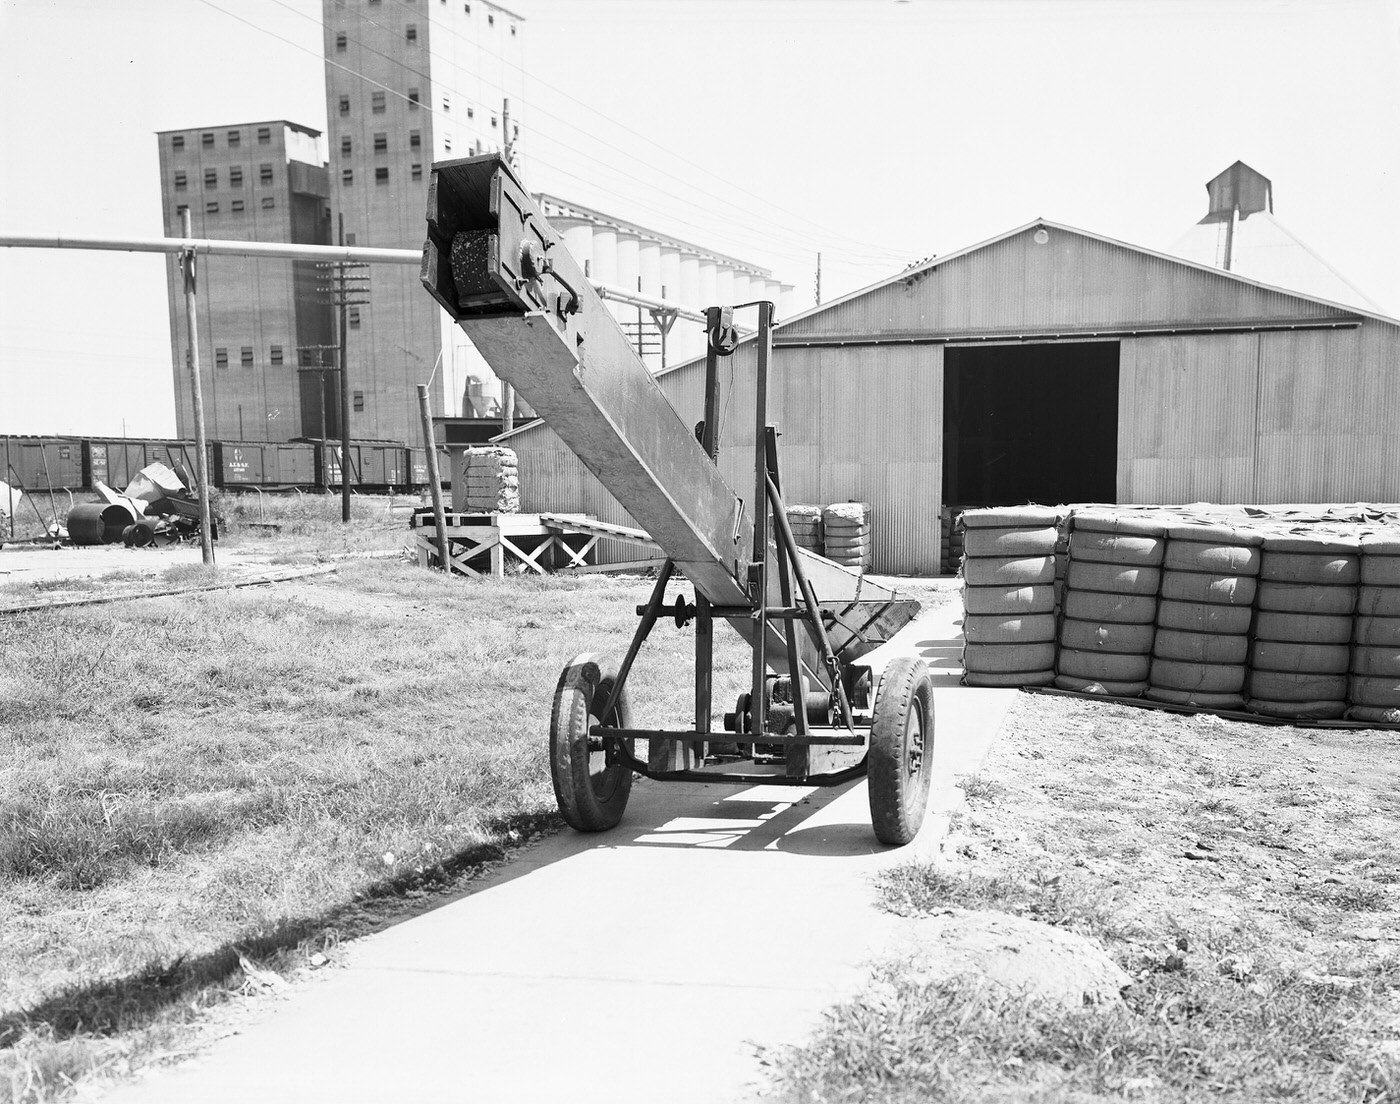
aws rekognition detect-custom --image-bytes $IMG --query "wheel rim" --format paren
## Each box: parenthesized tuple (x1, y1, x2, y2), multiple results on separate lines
(905, 706, 924, 779)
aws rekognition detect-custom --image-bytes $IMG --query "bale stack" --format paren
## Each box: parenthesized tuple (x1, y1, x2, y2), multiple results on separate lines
(960, 506, 1060, 688)
(947, 509, 966, 575)
(1246, 533, 1360, 719)
(1146, 522, 1263, 710)
(454, 446, 520, 514)
(785, 504, 823, 554)
(1054, 511, 1166, 697)
(822, 502, 872, 571)
(1349, 532, 1400, 724)
(940, 506, 953, 574)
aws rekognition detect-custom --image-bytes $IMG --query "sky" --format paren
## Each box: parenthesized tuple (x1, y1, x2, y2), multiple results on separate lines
(2, 0, 1398, 436)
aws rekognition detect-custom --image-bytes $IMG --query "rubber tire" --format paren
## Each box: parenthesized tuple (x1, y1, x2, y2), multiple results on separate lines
(963, 526, 1059, 557)
(1357, 587, 1400, 618)
(1249, 640, 1350, 675)
(1152, 629, 1249, 666)
(962, 555, 1056, 587)
(549, 653, 634, 832)
(1058, 618, 1155, 654)
(1065, 560, 1162, 596)
(1156, 599, 1253, 636)
(1355, 616, 1400, 647)
(1258, 581, 1357, 615)
(1247, 669, 1347, 703)
(1253, 610, 1353, 646)
(1062, 589, 1157, 625)
(1159, 572, 1257, 606)
(867, 657, 935, 846)
(963, 584, 1056, 616)
(1056, 648, 1151, 683)
(962, 612, 1057, 644)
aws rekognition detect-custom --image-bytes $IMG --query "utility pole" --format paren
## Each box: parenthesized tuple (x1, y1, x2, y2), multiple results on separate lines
(180, 207, 215, 565)
(815, 251, 822, 306)
(317, 214, 369, 523)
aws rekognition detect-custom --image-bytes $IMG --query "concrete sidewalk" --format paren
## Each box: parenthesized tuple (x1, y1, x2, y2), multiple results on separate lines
(98, 601, 1014, 1104)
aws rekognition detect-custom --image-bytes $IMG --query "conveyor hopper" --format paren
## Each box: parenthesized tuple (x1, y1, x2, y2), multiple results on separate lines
(422, 155, 936, 844)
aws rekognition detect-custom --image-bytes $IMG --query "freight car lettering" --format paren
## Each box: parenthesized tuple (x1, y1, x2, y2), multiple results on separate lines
(90, 444, 108, 484)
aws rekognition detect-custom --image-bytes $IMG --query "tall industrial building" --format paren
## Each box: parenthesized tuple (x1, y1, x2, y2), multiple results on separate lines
(322, 0, 527, 440)
(157, 121, 337, 443)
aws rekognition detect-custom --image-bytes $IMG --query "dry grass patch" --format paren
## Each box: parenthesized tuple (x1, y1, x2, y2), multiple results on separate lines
(763, 696, 1400, 1103)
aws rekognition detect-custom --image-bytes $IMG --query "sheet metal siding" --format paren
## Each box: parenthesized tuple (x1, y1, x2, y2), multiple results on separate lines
(1255, 324, 1400, 501)
(1118, 333, 1259, 502)
(785, 231, 1353, 339)
(513, 342, 944, 573)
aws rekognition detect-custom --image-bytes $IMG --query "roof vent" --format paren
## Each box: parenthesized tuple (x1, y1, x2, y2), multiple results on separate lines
(1202, 161, 1272, 224)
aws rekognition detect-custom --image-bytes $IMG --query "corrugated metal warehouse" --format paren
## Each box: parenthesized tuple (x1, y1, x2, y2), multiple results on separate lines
(499, 218, 1400, 575)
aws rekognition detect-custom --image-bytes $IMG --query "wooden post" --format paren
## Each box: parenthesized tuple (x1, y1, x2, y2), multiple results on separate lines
(338, 214, 352, 525)
(416, 384, 450, 571)
(181, 208, 215, 565)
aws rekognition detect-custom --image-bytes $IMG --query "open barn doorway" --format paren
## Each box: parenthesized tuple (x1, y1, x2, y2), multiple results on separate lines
(943, 341, 1119, 507)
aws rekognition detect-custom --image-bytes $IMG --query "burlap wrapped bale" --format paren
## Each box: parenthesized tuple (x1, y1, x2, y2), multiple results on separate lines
(785, 504, 823, 553)
(454, 446, 520, 513)
(1350, 532, 1400, 723)
(822, 502, 872, 570)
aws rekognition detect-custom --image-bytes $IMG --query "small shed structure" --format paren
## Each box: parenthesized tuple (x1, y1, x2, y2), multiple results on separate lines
(499, 219, 1400, 575)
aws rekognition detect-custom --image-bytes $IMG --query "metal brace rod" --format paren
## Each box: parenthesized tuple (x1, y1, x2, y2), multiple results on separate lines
(596, 559, 676, 727)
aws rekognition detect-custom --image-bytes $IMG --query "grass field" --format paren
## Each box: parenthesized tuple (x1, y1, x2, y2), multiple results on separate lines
(762, 694, 1400, 1102)
(0, 559, 754, 1102)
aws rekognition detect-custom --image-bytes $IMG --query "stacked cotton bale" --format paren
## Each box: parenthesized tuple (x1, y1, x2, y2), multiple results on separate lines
(1246, 534, 1360, 719)
(960, 507, 1060, 688)
(946, 509, 966, 575)
(453, 446, 520, 513)
(785, 504, 823, 554)
(1349, 532, 1400, 724)
(1055, 511, 1166, 697)
(1146, 523, 1263, 710)
(822, 502, 872, 571)
(940, 507, 953, 574)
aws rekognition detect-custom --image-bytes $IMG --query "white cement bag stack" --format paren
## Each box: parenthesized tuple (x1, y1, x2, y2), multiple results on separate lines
(1055, 511, 1166, 696)
(1247, 533, 1359, 719)
(959, 506, 1060, 688)
(1146, 522, 1263, 710)
(785, 504, 823, 554)
(453, 446, 520, 514)
(1349, 532, 1400, 724)
(822, 502, 872, 571)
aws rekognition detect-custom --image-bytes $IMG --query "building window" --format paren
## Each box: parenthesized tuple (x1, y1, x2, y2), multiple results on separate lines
(408, 87, 420, 107)
(442, 95, 450, 112)
(373, 133, 387, 153)
(171, 134, 185, 150)
(464, 3, 470, 11)
(348, 308, 361, 328)
(342, 169, 354, 185)
(174, 170, 187, 190)
(406, 24, 417, 41)
(204, 168, 217, 187)
(227, 129, 241, 146)
(345, 233, 356, 245)
(353, 391, 365, 412)
(205, 201, 219, 214)
(341, 136, 352, 157)
(231, 199, 245, 213)
(335, 31, 347, 51)
(241, 347, 254, 367)
(487, 13, 494, 25)
(260, 163, 273, 184)
(215, 348, 228, 368)
(490, 114, 497, 128)
(258, 126, 271, 143)
(511, 23, 516, 34)
(466, 106, 474, 119)
(411, 163, 422, 180)
(201, 132, 214, 148)
(371, 91, 385, 113)
(375, 167, 389, 184)
(443, 136, 451, 153)
(270, 345, 283, 366)
(338, 95, 350, 116)
(175, 203, 188, 217)
(229, 166, 242, 187)
(409, 130, 420, 149)
(261, 196, 275, 209)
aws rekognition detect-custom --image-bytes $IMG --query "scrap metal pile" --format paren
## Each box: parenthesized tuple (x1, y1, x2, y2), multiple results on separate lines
(66, 462, 209, 547)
